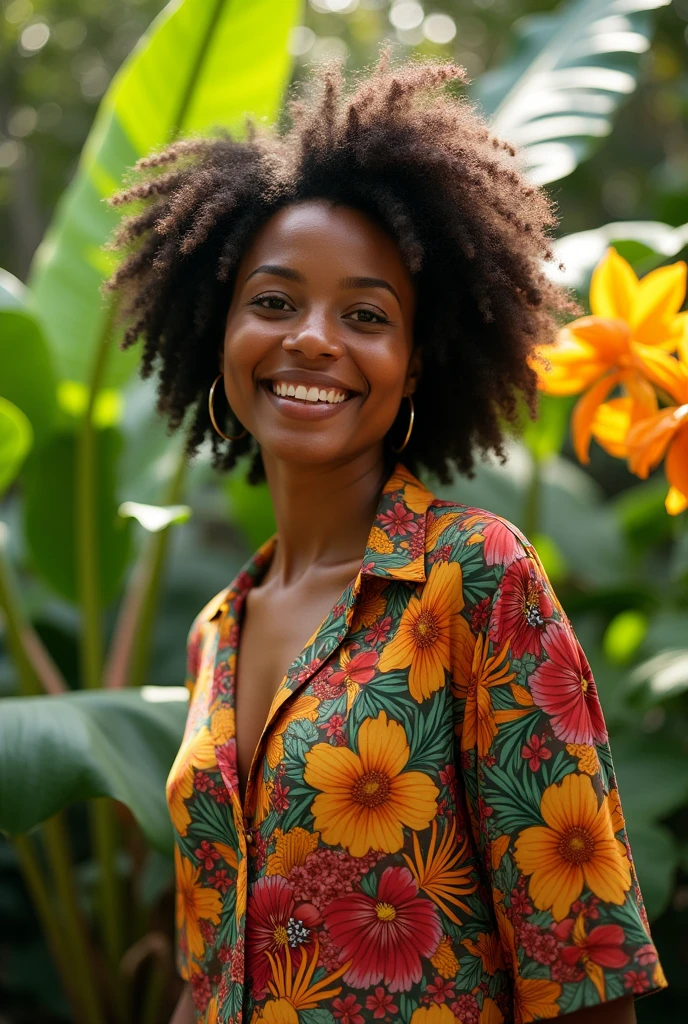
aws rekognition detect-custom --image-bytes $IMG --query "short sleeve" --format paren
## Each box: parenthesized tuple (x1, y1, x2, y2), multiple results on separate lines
(454, 527, 668, 1019)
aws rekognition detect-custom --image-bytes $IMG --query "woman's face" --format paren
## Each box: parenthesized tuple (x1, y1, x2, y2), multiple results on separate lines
(221, 199, 421, 469)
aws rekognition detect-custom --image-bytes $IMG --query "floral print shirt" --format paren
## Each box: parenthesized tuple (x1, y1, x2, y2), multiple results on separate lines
(166, 461, 666, 1024)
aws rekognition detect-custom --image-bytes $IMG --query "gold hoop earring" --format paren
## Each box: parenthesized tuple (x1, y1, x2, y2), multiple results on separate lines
(208, 373, 248, 441)
(389, 394, 414, 453)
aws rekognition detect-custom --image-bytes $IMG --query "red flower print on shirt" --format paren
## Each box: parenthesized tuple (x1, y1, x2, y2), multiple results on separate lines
(379, 502, 418, 537)
(246, 875, 320, 998)
(323, 866, 441, 992)
(365, 615, 392, 646)
(529, 623, 608, 745)
(328, 649, 379, 691)
(365, 987, 398, 1018)
(482, 519, 523, 567)
(195, 841, 220, 871)
(488, 556, 554, 658)
(332, 994, 364, 1024)
(521, 734, 552, 772)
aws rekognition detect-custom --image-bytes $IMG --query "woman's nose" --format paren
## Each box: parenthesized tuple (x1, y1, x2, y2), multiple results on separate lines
(282, 314, 344, 360)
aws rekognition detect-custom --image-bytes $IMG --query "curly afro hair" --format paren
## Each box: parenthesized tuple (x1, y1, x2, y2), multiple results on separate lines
(104, 47, 581, 486)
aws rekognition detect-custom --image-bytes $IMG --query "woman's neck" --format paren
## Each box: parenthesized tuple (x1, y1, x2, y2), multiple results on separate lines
(259, 451, 391, 588)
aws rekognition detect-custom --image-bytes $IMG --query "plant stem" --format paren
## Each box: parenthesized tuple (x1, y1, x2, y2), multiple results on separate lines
(523, 453, 542, 540)
(0, 531, 41, 695)
(13, 831, 87, 1024)
(77, 298, 116, 691)
(129, 452, 187, 689)
(41, 813, 107, 1024)
(76, 295, 127, 1012)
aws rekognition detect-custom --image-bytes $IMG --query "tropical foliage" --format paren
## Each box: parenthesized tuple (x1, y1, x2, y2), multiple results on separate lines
(1, 0, 687, 1021)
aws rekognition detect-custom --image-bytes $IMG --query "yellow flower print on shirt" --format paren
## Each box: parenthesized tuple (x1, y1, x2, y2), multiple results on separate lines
(378, 560, 467, 702)
(166, 726, 217, 837)
(304, 710, 438, 857)
(514, 772, 631, 921)
(174, 846, 222, 966)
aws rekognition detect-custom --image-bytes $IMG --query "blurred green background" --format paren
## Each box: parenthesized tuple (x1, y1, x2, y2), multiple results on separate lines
(0, 1, 687, 1022)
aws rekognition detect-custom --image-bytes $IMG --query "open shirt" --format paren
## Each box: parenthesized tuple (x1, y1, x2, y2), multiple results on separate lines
(166, 461, 666, 1024)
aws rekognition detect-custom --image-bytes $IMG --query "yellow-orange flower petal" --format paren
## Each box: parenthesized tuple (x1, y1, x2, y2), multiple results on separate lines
(627, 406, 687, 479)
(430, 935, 460, 978)
(266, 827, 320, 877)
(410, 1007, 456, 1024)
(632, 260, 687, 346)
(378, 560, 464, 703)
(514, 977, 562, 1024)
(304, 710, 438, 857)
(514, 772, 631, 921)
(480, 998, 505, 1024)
(589, 247, 639, 322)
(404, 818, 477, 924)
(462, 931, 505, 975)
(166, 726, 217, 836)
(665, 424, 688, 514)
(571, 371, 623, 463)
(174, 845, 222, 965)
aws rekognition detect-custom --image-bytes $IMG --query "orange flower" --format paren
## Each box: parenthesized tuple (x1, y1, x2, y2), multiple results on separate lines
(266, 694, 320, 769)
(531, 247, 686, 462)
(378, 560, 467, 702)
(462, 931, 506, 975)
(403, 818, 478, 924)
(452, 633, 530, 758)
(166, 726, 217, 836)
(514, 772, 631, 921)
(304, 710, 438, 857)
(622, 337, 688, 514)
(174, 845, 222, 967)
(266, 936, 350, 1010)
(410, 1007, 456, 1024)
(266, 827, 319, 877)
(514, 977, 562, 1024)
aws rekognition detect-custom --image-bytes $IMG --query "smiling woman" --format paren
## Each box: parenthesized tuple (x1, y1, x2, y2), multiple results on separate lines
(104, 47, 665, 1024)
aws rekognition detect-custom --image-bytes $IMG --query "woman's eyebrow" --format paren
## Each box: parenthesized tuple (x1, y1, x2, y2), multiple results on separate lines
(244, 264, 304, 285)
(340, 276, 400, 305)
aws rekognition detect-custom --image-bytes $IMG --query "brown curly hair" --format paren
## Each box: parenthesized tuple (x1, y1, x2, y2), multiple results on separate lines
(104, 48, 581, 486)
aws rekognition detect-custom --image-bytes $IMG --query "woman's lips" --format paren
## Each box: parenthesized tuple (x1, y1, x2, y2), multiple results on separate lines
(259, 380, 359, 420)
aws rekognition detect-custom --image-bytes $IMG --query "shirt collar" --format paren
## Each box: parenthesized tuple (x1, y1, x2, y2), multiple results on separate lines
(198, 460, 435, 623)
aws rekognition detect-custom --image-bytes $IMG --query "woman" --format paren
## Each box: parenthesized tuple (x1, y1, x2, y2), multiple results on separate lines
(106, 52, 666, 1024)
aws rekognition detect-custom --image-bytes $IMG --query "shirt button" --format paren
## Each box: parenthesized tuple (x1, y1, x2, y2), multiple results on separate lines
(245, 830, 254, 844)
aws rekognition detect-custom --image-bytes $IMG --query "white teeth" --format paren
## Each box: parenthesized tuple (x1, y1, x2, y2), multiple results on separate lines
(270, 380, 349, 404)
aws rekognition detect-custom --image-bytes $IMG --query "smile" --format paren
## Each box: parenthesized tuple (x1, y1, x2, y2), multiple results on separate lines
(259, 379, 359, 420)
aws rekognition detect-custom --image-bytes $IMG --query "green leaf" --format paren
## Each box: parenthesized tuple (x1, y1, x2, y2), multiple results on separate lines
(28, 0, 302, 388)
(471, 0, 672, 185)
(0, 267, 29, 310)
(23, 429, 132, 605)
(0, 309, 59, 449)
(603, 610, 649, 666)
(624, 821, 679, 921)
(225, 458, 276, 549)
(0, 398, 33, 497)
(611, 731, 688, 823)
(118, 500, 192, 533)
(0, 688, 188, 855)
(551, 220, 688, 294)
(520, 394, 575, 462)
(628, 649, 688, 703)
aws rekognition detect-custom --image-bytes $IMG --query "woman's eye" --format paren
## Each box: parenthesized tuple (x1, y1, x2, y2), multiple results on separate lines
(252, 295, 290, 311)
(348, 309, 389, 324)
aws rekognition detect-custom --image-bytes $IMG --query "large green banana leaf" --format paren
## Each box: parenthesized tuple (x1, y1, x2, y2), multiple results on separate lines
(23, 428, 132, 605)
(0, 688, 189, 855)
(28, 0, 302, 389)
(470, 0, 671, 185)
(551, 219, 688, 291)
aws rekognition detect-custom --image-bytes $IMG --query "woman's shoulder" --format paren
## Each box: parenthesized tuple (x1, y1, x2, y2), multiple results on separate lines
(425, 496, 536, 563)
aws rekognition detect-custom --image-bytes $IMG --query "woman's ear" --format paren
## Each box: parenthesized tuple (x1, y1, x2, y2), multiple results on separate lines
(406, 345, 423, 394)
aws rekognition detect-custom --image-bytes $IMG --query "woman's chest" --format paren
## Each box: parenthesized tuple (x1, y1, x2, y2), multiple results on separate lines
(233, 571, 360, 806)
